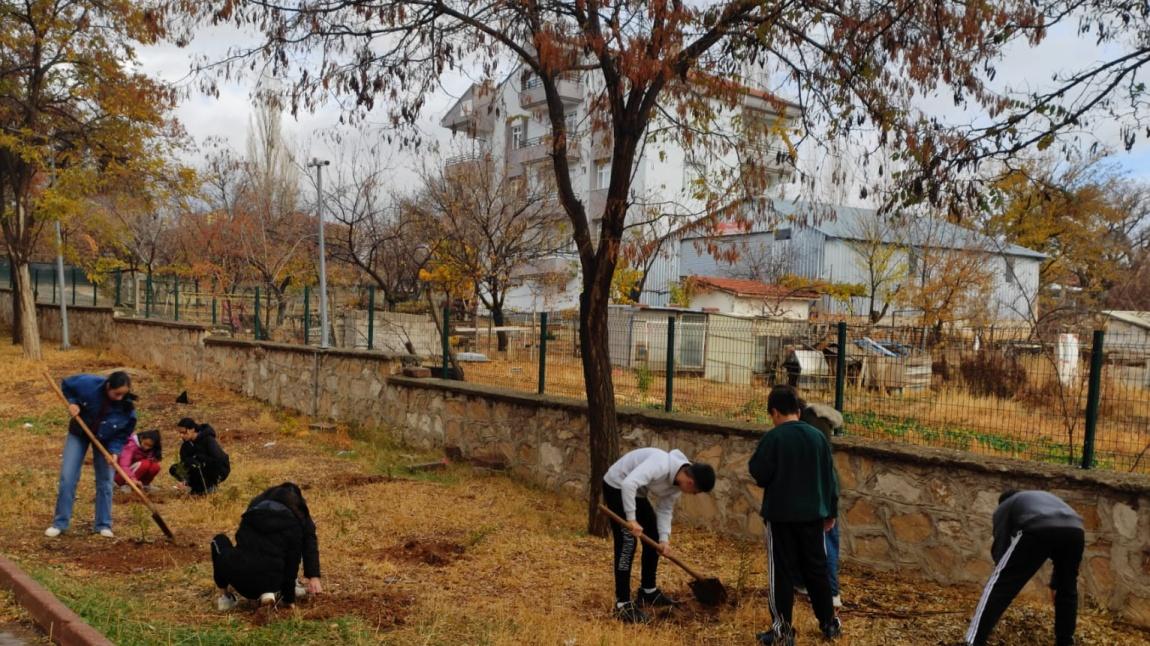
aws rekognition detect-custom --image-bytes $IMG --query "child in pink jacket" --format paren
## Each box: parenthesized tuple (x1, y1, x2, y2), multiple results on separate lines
(115, 430, 162, 491)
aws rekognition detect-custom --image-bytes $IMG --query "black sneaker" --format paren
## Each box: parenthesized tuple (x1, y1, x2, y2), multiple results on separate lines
(614, 601, 649, 624)
(756, 627, 796, 646)
(636, 588, 676, 608)
(821, 616, 842, 639)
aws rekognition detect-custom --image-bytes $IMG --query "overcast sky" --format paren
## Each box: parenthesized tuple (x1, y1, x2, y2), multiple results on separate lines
(134, 19, 1150, 204)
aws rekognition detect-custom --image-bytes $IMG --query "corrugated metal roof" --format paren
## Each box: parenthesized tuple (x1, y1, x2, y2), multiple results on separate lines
(1104, 310, 1150, 331)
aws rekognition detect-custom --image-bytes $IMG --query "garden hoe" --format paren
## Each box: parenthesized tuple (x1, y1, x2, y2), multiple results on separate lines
(43, 370, 175, 541)
(599, 503, 728, 606)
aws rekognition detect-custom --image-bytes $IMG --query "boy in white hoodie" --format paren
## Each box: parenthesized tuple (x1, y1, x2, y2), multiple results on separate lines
(602, 447, 716, 623)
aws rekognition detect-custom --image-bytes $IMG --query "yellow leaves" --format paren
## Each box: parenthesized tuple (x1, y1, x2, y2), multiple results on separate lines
(610, 262, 643, 304)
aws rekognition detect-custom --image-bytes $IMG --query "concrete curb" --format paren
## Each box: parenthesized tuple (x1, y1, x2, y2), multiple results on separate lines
(0, 554, 113, 646)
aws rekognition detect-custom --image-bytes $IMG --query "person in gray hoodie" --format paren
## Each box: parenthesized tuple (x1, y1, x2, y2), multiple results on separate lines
(965, 490, 1084, 646)
(602, 447, 715, 624)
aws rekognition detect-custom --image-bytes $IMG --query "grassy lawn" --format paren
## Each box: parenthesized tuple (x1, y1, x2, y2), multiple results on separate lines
(0, 337, 1147, 645)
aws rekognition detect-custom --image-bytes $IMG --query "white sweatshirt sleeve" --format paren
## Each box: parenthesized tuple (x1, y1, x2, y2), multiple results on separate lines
(654, 490, 680, 543)
(620, 455, 664, 522)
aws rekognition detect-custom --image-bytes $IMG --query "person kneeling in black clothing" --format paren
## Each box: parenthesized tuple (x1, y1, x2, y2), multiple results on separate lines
(212, 482, 323, 610)
(170, 417, 230, 494)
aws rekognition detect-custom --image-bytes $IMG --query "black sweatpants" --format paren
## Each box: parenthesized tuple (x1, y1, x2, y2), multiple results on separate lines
(603, 483, 660, 603)
(766, 519, 836, 634)
(966, 526, 1084, 646)
(211, 534, 282, 600)
(172, 461, 226, 495)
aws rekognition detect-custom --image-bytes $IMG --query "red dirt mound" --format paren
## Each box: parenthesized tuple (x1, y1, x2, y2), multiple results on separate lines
(244, 590, 414, 629)
(42, 537, 202, 574)
(381, 539, 464, 567)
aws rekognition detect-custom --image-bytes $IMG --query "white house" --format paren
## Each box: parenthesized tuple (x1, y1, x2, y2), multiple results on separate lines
(440, 67, 801, 313)
(688, 275, 817, 320)
(679, 200, 1045, 326)
(1103, 311, 1150, 352)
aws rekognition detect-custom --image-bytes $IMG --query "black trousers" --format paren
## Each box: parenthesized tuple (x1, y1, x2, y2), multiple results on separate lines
(171, 461, 226, 494)
(603, 484, 659, 603)
(966, 526, 1084, 646)
(211, 534, 282, 600)
(766, 519, 836, 634)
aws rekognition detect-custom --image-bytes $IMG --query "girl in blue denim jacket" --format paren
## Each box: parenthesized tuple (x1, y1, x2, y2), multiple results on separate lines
(45, 371, 137, 538)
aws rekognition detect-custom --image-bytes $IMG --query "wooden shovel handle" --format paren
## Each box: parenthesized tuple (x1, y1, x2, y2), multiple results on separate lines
(42, 370, 175, 540)
(598, 502, 706, 581)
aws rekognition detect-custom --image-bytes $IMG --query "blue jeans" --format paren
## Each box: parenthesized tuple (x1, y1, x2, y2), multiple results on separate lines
(52, 432, 114, 531)
(796, 523, 841, 596)
(826, 522, 840, 596)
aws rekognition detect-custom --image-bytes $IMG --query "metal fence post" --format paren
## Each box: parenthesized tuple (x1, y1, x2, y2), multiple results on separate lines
(538, 312, 549, 394)
(441, 304, 450, 379)
(254, 286, 262, 341)
(114, 269, 122, 306)
(145, 271, 152, 318)
(665, 316, 676, 413)
(303, 286, 310, 345)
(211, 297, 217, 326)
(835, 322, 847, 414)
(92, 277, 97, 306)
(70, 266, 77, 305)
(49, 268, 55, 303)
(174, 277, 180, 321)
(367, 285, 375, 350)
(1081, 329, 1105, 469)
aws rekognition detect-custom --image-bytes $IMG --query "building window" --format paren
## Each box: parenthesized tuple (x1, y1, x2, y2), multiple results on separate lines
(774, 228, 792, 241)
(565, 110, 578, 134)
(595, 159, 612, 190)
(510, 121, 525, 149)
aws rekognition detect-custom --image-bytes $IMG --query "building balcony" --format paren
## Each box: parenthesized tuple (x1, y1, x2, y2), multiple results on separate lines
(444, 152, 487, 174)
(441, 87, 496, 137)
(519, 76, 584, 109)
(507, 134, 582, 171)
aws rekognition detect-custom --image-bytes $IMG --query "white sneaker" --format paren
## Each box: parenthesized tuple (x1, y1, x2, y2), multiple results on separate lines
(216, 592, 238, 611)
(44, 527, 61, 538)
(294, 583, 308, 598)
(259, 592, 276, 607)
(832, 595, 842, 608)
(119, 485, 132, 494)
(98, 529, 114, 538)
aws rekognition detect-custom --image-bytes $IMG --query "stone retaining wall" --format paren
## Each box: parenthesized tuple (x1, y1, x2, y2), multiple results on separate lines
(387, 377, 1150, 626)
(2, 295, 1148, 626)
(0, 288, 113, 347)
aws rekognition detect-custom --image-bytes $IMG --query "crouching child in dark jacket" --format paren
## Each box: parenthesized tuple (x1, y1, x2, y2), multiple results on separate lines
(212, 482, 323, 610)
(170, 417, 230, 494)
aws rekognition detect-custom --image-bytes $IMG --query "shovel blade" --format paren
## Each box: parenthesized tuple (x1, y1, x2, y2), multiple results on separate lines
(689, 577, 728, 606)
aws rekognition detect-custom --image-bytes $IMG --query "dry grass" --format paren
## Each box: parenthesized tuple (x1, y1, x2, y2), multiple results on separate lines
(0, 337, 1147, 644)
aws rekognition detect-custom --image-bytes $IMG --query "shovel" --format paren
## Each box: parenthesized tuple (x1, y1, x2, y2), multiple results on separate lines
(598, 503, 728, 606)
(43, 370, 175, 541)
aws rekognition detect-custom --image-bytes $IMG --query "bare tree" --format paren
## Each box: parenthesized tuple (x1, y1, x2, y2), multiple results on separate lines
(410, 153, 567, 351)
(846, 213, 906, 324)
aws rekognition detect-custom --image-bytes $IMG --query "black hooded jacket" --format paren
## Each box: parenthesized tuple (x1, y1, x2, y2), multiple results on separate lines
(234, 483, 321, 604)
(179, 423, 230, 479)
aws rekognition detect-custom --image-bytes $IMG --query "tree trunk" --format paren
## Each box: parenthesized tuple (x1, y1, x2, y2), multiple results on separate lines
(492, 306, 508, 352)
(580, 260, 618, 538)
(12, 262, 41, 359)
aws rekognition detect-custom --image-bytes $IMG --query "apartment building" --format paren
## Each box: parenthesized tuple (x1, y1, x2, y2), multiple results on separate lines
(440, 66, 800, 312)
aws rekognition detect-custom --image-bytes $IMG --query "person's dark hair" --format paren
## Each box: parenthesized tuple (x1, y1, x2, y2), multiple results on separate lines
(767, 384, 802, 416)
(137, 430, 163, 461)
(999, 489, 1020, 505)
(263, 482, 310, 524)
(106, 371, 131, 390)
(688, 463, 716, 493)
(176, 417, 197, 430)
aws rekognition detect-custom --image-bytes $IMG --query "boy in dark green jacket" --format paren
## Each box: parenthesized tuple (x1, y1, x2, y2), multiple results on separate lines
(748, 385, 840, 645)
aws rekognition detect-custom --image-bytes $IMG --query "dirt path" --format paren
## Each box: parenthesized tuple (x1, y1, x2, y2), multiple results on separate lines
(0, 338, 1146, 645)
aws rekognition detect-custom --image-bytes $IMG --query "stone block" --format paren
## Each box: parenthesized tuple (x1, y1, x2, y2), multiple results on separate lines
(845, 498, 881, 528)
(539, 442, 565, 472)
(1123, 595, 1150, 627)
(873, 472, 921, 503)
(853, 535, 892, 562)
(925, 545, 957, 573)
(834, 453, 855, 490)
(890, 512, 933, 543)
(1088, 556, 1114, 594)
(1080, 504, 1101, 532)
(972, 490, 1000, 516)
(1113, 502, 1138, 540)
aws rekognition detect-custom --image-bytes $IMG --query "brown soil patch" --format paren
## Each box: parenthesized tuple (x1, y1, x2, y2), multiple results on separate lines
(243, 590, 414, 630)
(41, 538, 202, 574)
(326, 474, 396, 490)
(381, 539, 464, 567)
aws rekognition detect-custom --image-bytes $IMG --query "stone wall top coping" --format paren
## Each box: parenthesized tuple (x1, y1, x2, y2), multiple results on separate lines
(34, 302, 114, 314)
(113, 317, 208, 332)
(204, 335, 409, 361)
(388, 375, 1150, 498)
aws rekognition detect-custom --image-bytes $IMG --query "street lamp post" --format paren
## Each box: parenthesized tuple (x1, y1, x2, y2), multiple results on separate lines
(308, 158, 332, 348)
(49, 150, 70, 349)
